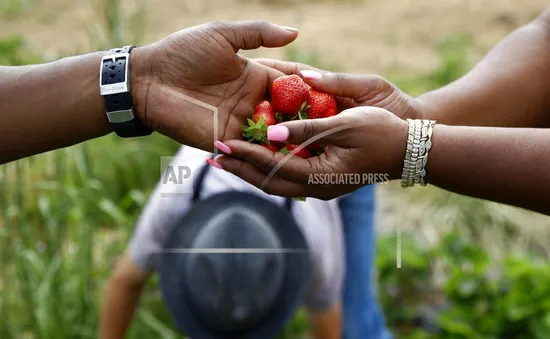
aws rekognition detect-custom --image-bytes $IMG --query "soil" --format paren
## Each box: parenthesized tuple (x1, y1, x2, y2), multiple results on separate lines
(1, 0, 548, 75)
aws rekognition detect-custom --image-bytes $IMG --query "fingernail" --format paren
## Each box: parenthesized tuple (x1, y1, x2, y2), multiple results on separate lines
(206, 158, 222, 169)
(281, 26, 299, 33)
(267, 125, 289, 142)
(214, 141, 232, 154)
(301, 70, 322, 80)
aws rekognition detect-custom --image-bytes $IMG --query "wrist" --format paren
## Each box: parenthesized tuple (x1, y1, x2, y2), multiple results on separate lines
(388, 117, 409, 180)
(414, 94, 443, 122)
(129, 45, 155, 126)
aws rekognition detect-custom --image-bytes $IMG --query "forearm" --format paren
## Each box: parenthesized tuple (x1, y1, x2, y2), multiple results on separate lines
(428, 125, 550, 215)
(0, 52, 113, 164)
(417, 9, 550, 128)
(99, 278, 144, 339)
(99, 253, 148, 339)
(307, 303, 342, 339)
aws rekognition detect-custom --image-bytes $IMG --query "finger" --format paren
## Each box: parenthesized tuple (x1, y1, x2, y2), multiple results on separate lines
(215, 155, 312, 197)
(265, 115, 352, 146)
(254, 58, 318, 75)
(254, 59, 358, 109)
(303, 72, 390, 100)
(220, 140, 314, 184)
(213, 20, 298, 51)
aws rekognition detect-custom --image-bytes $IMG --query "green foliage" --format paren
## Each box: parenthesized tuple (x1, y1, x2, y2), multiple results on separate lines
(0, 36, 40, 65)
(389, 34, 472, 96)
(377, 232, 550, 339)
(0, 136, 180, 339)
(0, 0, 33, 16)
(88, 0, 147, 49)
(427, 35, 472, 88)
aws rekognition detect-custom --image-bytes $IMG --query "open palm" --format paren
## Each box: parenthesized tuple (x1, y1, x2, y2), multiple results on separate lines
(132, 21, 297, 151)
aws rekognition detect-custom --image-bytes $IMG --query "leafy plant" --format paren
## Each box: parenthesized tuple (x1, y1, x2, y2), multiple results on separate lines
(377, 232, 550, 339)
(88, 0, 147, 49)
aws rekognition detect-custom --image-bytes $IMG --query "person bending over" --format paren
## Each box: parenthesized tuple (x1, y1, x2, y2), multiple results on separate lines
(99, 146, 344, 339)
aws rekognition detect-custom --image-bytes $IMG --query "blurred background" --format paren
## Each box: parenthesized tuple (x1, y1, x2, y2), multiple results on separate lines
(1, 0, 550, 338)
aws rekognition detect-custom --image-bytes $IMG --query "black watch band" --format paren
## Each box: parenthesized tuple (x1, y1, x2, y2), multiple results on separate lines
(99, 45, 152, 138)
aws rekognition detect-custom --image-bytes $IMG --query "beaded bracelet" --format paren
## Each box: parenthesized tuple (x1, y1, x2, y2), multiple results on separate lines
(401, 119, 436, 188)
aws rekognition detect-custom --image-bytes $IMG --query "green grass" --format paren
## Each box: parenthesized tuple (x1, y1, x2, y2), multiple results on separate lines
(0, 0, 34, 17)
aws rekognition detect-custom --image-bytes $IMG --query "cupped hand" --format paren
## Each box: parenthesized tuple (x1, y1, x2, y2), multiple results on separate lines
(130, 21, 298, 151)
(213, 107, 408, 200)
(255, 59, 421, 120)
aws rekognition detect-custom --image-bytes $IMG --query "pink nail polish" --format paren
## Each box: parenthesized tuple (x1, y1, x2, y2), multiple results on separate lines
(214, 141, 232, 154)
(206, 158, 222, 169)
(300, 70, 322, 80)
(267, 125, 289, 142)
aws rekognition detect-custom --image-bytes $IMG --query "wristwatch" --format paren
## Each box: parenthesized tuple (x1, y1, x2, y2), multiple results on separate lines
(99, 45, 152, 138)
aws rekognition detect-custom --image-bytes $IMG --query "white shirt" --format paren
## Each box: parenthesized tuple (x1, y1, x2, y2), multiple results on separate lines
(129, 146, 344, 311)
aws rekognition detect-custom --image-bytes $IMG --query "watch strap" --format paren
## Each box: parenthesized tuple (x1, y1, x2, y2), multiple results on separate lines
(101, 45, 152, 138)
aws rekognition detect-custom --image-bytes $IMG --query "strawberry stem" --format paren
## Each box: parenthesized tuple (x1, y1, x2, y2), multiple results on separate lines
(241, 116, 268, 144)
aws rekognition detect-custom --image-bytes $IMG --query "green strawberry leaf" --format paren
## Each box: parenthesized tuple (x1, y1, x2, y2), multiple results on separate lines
(242, 117, 269, 144)
(280, 147, 290, 155)
(293, 196, 307, 201)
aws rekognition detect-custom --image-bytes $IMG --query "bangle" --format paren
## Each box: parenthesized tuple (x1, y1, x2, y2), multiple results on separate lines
(401, 119, 436, 188)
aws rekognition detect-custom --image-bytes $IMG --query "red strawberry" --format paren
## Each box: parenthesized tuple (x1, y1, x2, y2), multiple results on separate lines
(307, 143, 324, 152)
(252, 100, 277, 126)
(270, 141, 285, 149)
(271, 75, 310, 116)
(308, 143, 327, 156)
(261, 143, 279, 152)
(280, 144, 313, 159)
(307, 89, 337, 119)
(242, 101, 276, 143)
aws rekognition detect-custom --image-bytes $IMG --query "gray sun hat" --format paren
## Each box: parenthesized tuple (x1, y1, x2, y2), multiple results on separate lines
(158, 190, 312, 339)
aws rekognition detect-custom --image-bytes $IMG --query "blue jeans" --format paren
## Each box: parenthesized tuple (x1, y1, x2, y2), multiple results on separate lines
(339, 186, 392, 339)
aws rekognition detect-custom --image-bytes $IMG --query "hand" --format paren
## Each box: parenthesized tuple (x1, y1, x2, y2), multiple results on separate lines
(130, 21, 298, 151)
(254, 59, 422, 120)
(213, 107, 408, 200)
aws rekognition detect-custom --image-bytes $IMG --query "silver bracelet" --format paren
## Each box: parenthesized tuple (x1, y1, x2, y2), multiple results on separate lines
(401, 119, 436, 188)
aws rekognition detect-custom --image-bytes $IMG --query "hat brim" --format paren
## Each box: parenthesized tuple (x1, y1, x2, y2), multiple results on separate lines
(158, 191, 312, 339)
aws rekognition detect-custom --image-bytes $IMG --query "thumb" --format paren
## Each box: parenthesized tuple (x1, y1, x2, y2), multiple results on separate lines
(267, 115, 352, 146)
(212, 20, 298, 51)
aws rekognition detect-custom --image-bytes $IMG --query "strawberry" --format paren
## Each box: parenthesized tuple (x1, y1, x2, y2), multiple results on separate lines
(252, 100, 277, 126)
(307, 89, 337, 119)
(308, 143, 327, 156)
(271, 75, 310, 116)
(242, 101, 277, 143)
(270, 141, 285, 149)
(307, 143, 323, 151)
(261, 143, 279, 152)
(280, 144, 313, 159)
